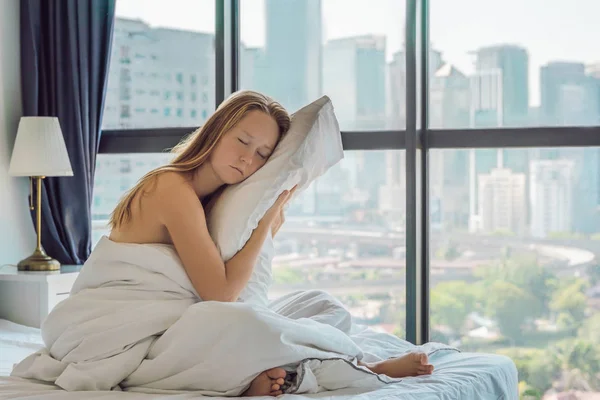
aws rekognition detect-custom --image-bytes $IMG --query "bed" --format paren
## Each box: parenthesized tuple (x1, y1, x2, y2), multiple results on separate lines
(0, 318, 518, 400)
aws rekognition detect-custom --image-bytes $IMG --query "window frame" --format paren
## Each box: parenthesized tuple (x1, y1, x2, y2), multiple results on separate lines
(99, 0, 600, 345)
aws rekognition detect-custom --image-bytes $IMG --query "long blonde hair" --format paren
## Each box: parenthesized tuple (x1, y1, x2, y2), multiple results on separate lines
(108, 90, 291, 230)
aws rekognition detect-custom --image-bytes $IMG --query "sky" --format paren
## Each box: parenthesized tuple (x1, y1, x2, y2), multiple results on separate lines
(114, 0, 600, 106)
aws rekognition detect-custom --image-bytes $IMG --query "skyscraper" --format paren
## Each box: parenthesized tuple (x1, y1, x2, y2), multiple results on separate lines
(262, 0, 322, 113)
(430, 63, 470, 129)
(387, 47, 444, 130)
(540, 61, 598, 126)
(530, 160, 575, 238)
(471, 45, 529, 127)
(587, 63, 600, 123)
(323, 35, 386, 130)
(468, 46, 530, 229)
(321, 35, 387, 209)
(477, 167, 527, 235)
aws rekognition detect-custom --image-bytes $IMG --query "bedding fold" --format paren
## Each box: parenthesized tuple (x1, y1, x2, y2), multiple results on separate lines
(11, 237, 455, 396)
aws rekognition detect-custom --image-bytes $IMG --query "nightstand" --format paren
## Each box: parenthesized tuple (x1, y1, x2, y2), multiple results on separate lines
(0, 265, 82, 328)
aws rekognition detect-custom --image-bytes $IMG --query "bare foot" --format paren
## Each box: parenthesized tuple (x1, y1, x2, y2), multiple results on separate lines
(243, 367, 286, 397)
(361, 352, 434, 378)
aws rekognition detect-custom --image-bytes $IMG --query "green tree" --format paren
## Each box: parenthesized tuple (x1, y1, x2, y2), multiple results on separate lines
(486, 281, 538, 343)
(552, 339, 600, 390)
(272, 267, 305, 285)
(475, 255, 556, 318)
(578, 313, 600, 344)
(498, 348, 558, 395)
(526, 351, 560, 394)
(550, 279, 588, 331)
(431, 281, 481, 336)
(587, 263, 600, 285)
(435, 241, 460, 261)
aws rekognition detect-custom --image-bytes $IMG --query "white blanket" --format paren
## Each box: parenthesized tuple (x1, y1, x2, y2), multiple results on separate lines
(11, 237, 457, 396)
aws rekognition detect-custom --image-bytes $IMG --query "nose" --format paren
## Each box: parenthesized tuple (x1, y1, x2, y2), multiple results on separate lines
(239, 150, 253, 166)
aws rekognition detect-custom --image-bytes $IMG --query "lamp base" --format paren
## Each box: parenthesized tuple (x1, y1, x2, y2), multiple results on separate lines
(17, 249, 61, 271)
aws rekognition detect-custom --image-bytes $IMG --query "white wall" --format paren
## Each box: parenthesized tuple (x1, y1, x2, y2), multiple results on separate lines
(0, 0, 36, 265)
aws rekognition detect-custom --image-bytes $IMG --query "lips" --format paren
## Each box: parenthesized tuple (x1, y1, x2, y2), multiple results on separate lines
(231, 166, 244, 176)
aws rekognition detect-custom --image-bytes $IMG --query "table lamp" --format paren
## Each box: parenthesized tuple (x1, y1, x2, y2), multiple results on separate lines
(8, 117, 73, 271)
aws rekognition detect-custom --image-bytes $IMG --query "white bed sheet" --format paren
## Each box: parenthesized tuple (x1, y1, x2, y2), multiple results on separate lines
(0, 319, 517, 400)
(0, 320, 44, 377)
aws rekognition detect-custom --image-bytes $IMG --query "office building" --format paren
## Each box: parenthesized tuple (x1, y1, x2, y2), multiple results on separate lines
(477, 167, 527, 235)
(530, 160, 575, 238)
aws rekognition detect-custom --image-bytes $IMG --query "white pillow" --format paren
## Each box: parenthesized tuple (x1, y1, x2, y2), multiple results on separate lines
(206, 95, 343, 306)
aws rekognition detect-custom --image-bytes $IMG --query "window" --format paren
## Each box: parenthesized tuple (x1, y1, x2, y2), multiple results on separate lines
(239, 0, 405, 130)
(119, 46, 130, 64)
(176, 91, 184, 101)
(191, 109, 197, 118)
(120, 105, 131, 118)
(164, 108, 171, 117)
(119, 68, 131, 83)
(191, 92, 197, 102)
(119, 87, 131, 101)
(430, 0, 600, 129)
(430, 147, 600, 396)
(102, 0, 215, 130)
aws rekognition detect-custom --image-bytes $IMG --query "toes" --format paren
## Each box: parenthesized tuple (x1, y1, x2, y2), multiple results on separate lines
(417, 353, 429, 365)
(271, 383, 280, 391)
(418, 364, 434, 375)
(266, 368, 287, 380)
(270, 390, 283, 396)
(275, 378, 284, 385)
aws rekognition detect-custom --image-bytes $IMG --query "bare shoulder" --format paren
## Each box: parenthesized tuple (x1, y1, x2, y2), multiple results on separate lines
(148, 171, 205, 222)
(149, 171, 197, 205)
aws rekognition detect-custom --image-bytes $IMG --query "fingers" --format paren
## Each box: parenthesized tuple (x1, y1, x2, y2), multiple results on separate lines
(281, 186, 298, 206)
(276, 190, 292, 205)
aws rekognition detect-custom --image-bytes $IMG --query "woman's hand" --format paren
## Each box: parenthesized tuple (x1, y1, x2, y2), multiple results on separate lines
(260, 185, 298, 237)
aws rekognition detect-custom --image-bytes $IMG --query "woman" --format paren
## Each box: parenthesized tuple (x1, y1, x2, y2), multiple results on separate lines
(107, 90, 432, 397)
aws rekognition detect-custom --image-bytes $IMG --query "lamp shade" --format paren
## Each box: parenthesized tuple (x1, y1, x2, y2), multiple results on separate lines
(9, 117, 73, 177)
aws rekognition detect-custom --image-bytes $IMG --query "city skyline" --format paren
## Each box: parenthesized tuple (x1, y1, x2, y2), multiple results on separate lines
(114, 0, 600, 106)
(97, 6, 600, 238)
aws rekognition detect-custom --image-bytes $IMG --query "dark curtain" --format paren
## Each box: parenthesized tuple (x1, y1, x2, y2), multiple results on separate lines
(20, 0, 116, 264)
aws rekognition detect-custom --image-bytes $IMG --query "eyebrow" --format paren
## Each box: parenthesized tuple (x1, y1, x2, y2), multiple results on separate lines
(242, 130, 273, 151)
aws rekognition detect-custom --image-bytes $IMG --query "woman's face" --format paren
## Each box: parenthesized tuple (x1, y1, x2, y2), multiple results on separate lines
(210, 110, 280, 185)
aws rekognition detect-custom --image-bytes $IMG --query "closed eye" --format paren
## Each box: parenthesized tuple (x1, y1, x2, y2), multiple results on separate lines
(238, 138, 248, 145)
(258, 152, 269, 160)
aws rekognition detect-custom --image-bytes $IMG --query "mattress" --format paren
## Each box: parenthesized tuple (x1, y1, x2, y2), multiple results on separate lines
(0, 319, 518, 399)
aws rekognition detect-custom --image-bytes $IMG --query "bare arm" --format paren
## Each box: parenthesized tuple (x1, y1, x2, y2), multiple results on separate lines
(156, 174, 291, 302)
